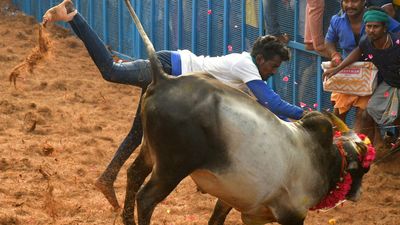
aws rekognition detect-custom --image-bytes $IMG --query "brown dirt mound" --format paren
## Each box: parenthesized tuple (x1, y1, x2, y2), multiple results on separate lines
(0, 0, 399, 224)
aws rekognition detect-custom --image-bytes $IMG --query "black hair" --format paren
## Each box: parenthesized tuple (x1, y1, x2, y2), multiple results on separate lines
(340, 0, 366, 10)
(365, 5, 387, 13)
(250, 35, 290, 62)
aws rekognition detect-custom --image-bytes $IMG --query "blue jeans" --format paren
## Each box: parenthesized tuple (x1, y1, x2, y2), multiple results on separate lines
(69, 13, 173, 89)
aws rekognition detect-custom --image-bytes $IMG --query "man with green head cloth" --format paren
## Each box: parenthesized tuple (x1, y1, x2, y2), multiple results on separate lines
(324, 7, 400, 149)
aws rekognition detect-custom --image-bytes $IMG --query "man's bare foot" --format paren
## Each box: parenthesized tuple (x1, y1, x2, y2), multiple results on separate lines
(42, 0, 77, 25)
(95, 178, 120, 210)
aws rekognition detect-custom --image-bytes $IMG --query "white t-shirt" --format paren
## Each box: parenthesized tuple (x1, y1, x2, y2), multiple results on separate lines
(177, 50, 262, 92)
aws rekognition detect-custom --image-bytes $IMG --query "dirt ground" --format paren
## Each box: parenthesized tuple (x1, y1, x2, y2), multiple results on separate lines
(0, 1, 399, 224)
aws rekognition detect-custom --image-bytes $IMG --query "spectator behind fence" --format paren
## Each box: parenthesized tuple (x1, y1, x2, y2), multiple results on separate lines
(324, 0, 400, 138)
(382, 0, 400, 21)
(43, 0, 305, 210)
(304, 0, 329, 57)
(263, 0, 291, 43)
(323, 7, 400, 149)
(263, 0, 309, 44)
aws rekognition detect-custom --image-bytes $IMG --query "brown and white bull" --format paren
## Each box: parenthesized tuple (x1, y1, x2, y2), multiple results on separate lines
(121, 1, 373, 225)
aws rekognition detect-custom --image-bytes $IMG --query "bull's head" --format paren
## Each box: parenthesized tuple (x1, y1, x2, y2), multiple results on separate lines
(327, 112, 375, 202)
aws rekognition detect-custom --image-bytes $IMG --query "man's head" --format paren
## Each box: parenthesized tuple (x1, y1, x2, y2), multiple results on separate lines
(251, 35, 290, 81)
(363, 7, 389, 41)
(341, 0, 365, 17)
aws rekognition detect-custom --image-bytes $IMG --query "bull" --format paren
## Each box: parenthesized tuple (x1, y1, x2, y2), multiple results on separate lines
(121, 1, 373, 225)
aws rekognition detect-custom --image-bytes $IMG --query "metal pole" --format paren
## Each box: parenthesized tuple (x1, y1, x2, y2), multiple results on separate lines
(37, 0, 41, 21)
(241, 0, 246, 52)
(206, 0, 212, 55)
(223, 0, 230, 55)
(258, 0, 263, 36)
(89, 0, 94, 27)
(163, 0, 170, 50)
(132, 0, 138, 57)
(292, 0, 299, 104)
(151, 0, 155, 44)
(102, 0, 108, 44)
(177, 0, 183, 49)
(75, 0, 80, 12)
(118, 0, 124, 53)
(191, 0, 198, 53)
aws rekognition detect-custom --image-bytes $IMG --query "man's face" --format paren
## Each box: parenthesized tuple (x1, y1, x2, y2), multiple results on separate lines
(342, 0, 365, 17)
(365, 21, 386, 41)
(256, 55, 282, 80)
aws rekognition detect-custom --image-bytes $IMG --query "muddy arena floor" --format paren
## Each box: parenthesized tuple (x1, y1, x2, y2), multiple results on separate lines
(0, 1, 399, 224)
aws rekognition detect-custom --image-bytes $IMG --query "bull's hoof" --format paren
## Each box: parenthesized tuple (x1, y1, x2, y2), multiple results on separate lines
(95, 178, 120, 210)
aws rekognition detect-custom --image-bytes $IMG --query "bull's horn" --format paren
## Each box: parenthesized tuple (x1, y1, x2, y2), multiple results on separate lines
(323, 111, 350, 133)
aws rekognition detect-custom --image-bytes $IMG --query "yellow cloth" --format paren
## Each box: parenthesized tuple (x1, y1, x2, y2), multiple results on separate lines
(331, 93, 371, 114)
(246, 0, 258, 27)
(394, 0, 400, 6)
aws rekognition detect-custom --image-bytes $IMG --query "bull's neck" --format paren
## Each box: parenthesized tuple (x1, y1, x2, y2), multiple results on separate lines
(309, 140, 351, 211)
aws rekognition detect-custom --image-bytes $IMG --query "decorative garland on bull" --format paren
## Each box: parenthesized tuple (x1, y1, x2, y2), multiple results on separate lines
(311, 114, 376, 211)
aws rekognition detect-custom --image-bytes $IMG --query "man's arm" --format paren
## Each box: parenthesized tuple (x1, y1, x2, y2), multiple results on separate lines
(322, 47, 362, 79)
(325, 16, 343, 66)
(325, 41, 343, 67)
(246, 80, 304, 120)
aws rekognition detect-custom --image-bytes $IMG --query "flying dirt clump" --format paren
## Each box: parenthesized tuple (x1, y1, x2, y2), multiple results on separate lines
(9, 23, 51, 86)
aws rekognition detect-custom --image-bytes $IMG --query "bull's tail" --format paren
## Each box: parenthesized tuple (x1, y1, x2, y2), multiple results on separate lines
(123, 0, 167, 84)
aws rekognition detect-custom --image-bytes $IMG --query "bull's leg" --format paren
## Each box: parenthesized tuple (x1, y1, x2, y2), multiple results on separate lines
(136, 170, 188, 225)
(208, 199, 232, 225)
(95, 94, 145, 209)
(122, 145, 152, 225)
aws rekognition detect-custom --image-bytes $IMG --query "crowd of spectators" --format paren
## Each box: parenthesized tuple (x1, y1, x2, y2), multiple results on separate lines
(264, 0, 400, 149)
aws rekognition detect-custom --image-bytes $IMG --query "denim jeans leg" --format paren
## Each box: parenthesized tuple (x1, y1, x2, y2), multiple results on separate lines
(68, 13, 152, 88)
(263, 0, 281, 36)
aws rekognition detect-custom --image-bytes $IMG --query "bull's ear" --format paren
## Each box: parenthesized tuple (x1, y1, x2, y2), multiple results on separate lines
(322, 111, 350, 133)
(348, 161, 359, 170)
